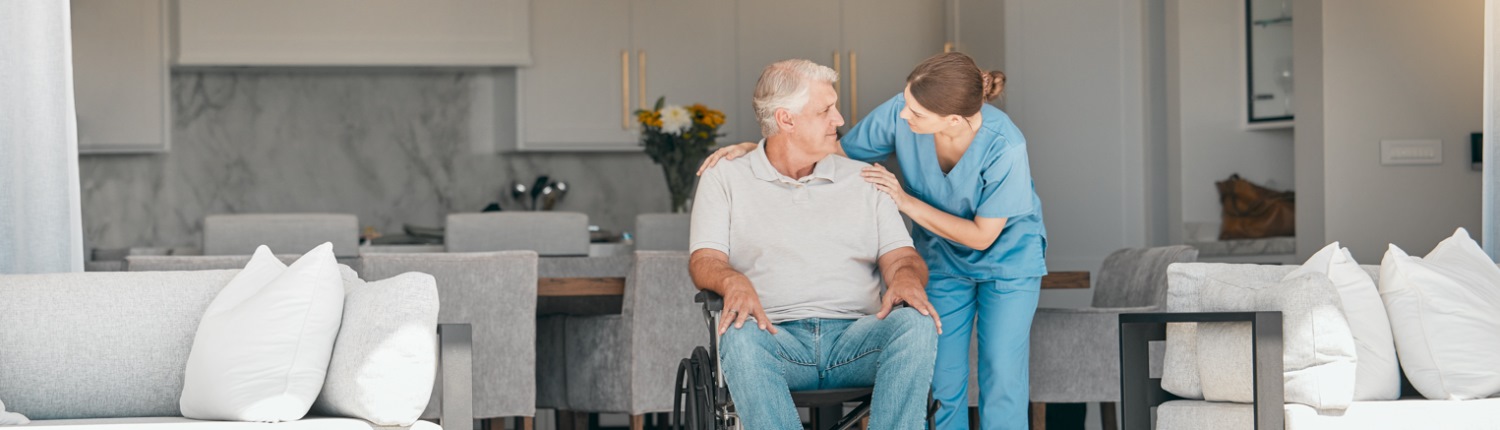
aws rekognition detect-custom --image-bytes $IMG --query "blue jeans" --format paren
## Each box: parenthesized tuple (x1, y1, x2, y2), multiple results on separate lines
(928, 275, 1040, 430)
(718, 308, 938, 430)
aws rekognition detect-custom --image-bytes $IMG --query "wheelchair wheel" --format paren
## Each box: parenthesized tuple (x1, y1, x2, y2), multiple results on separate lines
(673, 346, 725, 429)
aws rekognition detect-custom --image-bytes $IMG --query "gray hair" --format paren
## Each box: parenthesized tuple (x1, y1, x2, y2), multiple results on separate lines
(753, 59, 839, 137)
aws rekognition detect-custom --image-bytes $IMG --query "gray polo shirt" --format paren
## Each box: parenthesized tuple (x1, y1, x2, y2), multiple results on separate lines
(689, 143, 914, 322)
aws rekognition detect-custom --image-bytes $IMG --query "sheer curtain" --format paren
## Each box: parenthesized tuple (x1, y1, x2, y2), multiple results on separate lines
(0, 1, 85, 273)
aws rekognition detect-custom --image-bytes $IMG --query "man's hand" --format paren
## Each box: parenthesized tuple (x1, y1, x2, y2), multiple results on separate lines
(690, 248, 779, 335)
(875, 247, 941, 334)
(718, 281, 778, 335)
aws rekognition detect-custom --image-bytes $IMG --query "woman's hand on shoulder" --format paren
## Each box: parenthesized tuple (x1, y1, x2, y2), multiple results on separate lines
(862, 163, 912, 209)
(696, 141, 759, 176)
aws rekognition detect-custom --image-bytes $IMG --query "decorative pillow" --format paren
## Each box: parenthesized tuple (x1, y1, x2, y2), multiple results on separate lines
(180, 243, 346, 422)
(310, 272, 439, 426)
(0, 399, 29, 425)
(1379, 228, 1500, 400)
(1284, 242, 1399, 400)
(1166, 262, 1357, 412)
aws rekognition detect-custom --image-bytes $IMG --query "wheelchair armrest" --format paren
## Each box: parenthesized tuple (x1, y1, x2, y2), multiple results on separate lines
(695, 290, 724, 312)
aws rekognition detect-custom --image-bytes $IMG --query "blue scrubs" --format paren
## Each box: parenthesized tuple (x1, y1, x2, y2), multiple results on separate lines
(843, 94, 1047, 430)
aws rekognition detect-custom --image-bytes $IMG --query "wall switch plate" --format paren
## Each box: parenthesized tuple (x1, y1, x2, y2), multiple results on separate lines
(1380, 139, 1443, 165)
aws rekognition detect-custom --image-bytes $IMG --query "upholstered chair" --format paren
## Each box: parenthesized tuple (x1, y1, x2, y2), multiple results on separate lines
(202, 213, 360, 258)
(633, 213, 690, 251)
(562, 251, 707, 430)
(360, 251, 540, 430)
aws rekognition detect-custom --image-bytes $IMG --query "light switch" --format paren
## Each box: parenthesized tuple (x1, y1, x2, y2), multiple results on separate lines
(1381, 139, 1443, 165)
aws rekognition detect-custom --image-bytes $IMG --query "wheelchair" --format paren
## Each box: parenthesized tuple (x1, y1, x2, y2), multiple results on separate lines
(673, 290, 939, 430)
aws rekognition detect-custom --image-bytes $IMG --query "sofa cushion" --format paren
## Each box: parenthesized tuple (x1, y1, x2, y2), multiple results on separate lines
(1168, 264, 1358, 412)
(0, 270, 236, 419)
(1284, 242, 1399, 401)
(180, 244, 346, 422)
(1157, 398, 1500, 430)
(21, 416, 441, 429)
(1163, 263, 1295, 399)
(1379, 228, 1500, 400)
(311, 272, 439, 426)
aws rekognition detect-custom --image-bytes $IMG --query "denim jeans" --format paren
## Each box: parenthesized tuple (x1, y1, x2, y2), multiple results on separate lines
(718, 307, 938, 430)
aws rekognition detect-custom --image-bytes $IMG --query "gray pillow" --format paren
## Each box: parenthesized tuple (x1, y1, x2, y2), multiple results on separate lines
(311, 271, 439, 425)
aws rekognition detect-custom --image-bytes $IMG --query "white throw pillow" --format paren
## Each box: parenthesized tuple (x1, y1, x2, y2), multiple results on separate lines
(1284, 242, 1400, 400)
(180, 243, 346, 422)
(1166, 262, 1358, 412)
(1379, 228, 1500, 400)
(0, 399, 30, 425)
(310, 272, 439, 426)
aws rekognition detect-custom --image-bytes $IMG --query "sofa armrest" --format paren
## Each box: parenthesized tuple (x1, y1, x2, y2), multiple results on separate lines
(1118, 312, 1282, 430)
(437, 323, 473, 429)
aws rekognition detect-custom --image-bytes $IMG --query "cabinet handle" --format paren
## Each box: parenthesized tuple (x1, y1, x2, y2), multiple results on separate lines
(638, 50, 647, 110)
(944, 42, 954, 53)
(832, 50, 842, 101)
(850, 50, 859, 124)
(621, 50, 630, 130)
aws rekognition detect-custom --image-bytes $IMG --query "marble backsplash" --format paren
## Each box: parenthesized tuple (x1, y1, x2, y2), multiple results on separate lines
(80, 69, 674, 252)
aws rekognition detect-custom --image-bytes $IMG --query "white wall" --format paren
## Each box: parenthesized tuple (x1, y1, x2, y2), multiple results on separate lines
(1166, 0, 1295, 244)
(1005, 0, 1148, 309)
(1316, 0, 1484, 262)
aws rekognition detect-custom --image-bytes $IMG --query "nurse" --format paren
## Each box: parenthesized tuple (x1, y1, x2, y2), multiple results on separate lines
(697, 52, 1045, 430)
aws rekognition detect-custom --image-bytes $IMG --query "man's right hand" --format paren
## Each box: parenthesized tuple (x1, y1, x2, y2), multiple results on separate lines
(718, 281, 778, 335)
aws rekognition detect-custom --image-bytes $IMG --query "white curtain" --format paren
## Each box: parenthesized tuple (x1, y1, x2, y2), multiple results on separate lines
(1487, 0, 1500, 260)
(0, 1, 85, 273)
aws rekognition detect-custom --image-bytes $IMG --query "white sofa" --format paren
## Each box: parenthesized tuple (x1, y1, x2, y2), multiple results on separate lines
(0, 269, 472, 429)
(1119, 262, 1500, 430)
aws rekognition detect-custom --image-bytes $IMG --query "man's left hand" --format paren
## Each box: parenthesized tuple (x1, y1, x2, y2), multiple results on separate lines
(877, 282, 942, 334)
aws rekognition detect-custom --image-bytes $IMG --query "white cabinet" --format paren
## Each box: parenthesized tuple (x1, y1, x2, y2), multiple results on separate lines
(733, 0, 945, 141)
(519, 0, 737, 151)
(71, 0, 170, 154)
(175, 0, 531, 66)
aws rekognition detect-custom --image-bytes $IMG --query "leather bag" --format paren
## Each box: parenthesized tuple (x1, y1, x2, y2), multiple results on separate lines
(1216, 174, 1295, 240)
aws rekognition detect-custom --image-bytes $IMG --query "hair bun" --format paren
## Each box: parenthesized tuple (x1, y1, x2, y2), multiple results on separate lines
(981, 70, 1006, 102)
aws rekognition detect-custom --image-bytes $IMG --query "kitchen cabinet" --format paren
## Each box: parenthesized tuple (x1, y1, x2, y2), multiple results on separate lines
(518, 0, 737, 151)
(71, 0, 170, 154)
(733, 0, 946, 141)
(174, 0, 531, 66)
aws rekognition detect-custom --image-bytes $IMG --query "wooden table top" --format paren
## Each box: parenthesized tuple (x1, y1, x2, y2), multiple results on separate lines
(538, 270, 1091, 297)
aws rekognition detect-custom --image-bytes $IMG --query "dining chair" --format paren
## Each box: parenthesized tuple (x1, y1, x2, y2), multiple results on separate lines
(633, 213, 690, 251)
(202, 213, 359, 258)
(445, 212, 589, 257)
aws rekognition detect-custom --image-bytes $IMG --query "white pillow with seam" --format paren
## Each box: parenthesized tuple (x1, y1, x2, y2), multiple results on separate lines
(180, 243, 345, 422)
(310, 271, 438, 425)
(1379, 228, 1500, 400)
(1284, 242, 1399, 400)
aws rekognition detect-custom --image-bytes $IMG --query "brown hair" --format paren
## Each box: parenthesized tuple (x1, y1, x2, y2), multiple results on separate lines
(905, 52, 1005, 117)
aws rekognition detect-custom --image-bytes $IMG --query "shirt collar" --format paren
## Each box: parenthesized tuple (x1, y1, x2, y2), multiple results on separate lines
(749, 140, 839, 183)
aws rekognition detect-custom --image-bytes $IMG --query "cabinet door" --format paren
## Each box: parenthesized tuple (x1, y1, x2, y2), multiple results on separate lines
(71, 0, 169, 153)
(519, 0, 635, 150)
(733, 0, 841, 141)
(842, 0, 946, 125)
(632, 0, 739, 143)
(176, 0, 530, 66)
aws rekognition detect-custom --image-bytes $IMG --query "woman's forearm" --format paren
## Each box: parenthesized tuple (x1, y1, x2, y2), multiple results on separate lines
(900, 197, 1005, 251)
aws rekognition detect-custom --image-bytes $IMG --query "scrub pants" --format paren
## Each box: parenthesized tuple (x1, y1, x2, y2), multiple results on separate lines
(928, 274, 1041, 430)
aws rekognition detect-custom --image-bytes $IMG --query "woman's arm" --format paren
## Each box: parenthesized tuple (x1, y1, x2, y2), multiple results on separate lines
(862, 163, 1007, 250)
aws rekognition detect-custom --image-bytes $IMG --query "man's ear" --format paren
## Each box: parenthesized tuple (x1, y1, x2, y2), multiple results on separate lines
(775, 109, 795, 132)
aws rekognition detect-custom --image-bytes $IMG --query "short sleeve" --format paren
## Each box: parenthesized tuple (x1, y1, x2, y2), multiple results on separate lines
(974, 143, 1037, 220)
(875, 192, 915, 257)
(841, 94, 904, 163)
(689, 167, 731, 254)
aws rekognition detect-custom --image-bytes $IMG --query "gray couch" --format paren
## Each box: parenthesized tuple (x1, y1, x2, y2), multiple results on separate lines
(0, 269, 472, 429)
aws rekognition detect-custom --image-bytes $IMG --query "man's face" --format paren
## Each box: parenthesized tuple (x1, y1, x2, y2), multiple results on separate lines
(787, 82, 845, 154)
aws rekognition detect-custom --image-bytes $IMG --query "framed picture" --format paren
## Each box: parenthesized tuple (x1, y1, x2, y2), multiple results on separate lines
(1246, 0, 1294, 127)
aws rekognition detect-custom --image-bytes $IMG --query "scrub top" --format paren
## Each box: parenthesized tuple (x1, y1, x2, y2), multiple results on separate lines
(843, 94, 1047, 283)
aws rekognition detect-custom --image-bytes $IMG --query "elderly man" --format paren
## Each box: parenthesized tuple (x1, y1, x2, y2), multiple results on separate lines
(688, 59, 940, 430)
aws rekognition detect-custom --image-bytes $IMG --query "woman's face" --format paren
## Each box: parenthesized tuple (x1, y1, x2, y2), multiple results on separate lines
(899, 84, 957, 135)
